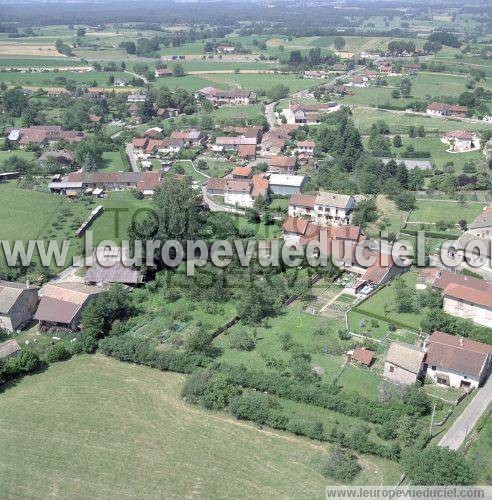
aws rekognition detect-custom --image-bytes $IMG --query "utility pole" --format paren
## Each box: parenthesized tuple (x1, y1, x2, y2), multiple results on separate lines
(429, 403, 436, 438)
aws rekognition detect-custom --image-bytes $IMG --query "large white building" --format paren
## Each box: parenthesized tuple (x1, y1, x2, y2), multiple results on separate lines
(288, 192, 356, 225)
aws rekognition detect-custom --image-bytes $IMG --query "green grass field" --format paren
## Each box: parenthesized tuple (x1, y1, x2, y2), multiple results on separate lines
(351, 271, 425, 332)
(0, 354, 397, 497)
(99, 151, 127, 172)
(467, 414, 492, 484)
(214, 302, 354, 385)
(351, 108, 491, 135)
(408, 199, 486, 225)
(0, 181, 63, 242)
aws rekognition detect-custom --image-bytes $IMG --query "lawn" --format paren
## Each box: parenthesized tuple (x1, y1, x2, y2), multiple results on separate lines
(467, 413, 492, 484)
(167, 160, 209, 183)
(91, 191, 152, 245)
(408, 199, 486, 225)
(365, 195, 409, 238)
(351, 108, 491, 135)
(0, 354, 400, 497)
(0, 180, 109, 271)
(213, 302, 350, 384)
(0, 150, 36, 165)
(0, 70, 129, 88)
(386, 135, 486, 174)
(351, 271, 426, 332)
(99, 151, 128, 172)
(0, 181, 62, 242)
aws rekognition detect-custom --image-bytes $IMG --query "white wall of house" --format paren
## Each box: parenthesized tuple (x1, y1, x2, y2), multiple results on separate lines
(426, 365, 481, 389)
(443, 297, 492, 328)
(224, 192, 254, 208)
(288, 205, 312, 218)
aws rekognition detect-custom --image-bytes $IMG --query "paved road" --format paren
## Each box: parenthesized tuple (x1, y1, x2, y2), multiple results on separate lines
(438, 376, 492, 450)
(201, 186, 245, 214)
(124, 69, 148, 84)
(125, 143, 139, 172)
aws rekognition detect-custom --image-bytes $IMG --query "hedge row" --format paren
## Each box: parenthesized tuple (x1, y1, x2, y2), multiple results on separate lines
(98, 336, 209, 374)
(219, 363, 404, 425)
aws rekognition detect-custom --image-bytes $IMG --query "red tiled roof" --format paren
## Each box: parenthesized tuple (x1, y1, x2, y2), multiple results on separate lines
(132, 137, 148, 148)
(237, 144, 257, 158)
(426, 331, 492, 378)
(352, 347, 374, 366)
(282, 216, 310, 235)
(251, 174, 269, 198)
(268, 156, 296, 168)
(297, 140, 315, 148)
(288, 193, 316, 208)
(231, 166, 252, 177)
(444, 283, 492, 309)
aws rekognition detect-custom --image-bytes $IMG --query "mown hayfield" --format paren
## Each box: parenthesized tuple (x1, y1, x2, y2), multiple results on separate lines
(0, 354, 400, 498)
(408, 198, 486, 225)
(351, 108, 491, 134)
(0, 70, 129, 87)
(0, 180, 61, 242)
(0, 57, 87, 68)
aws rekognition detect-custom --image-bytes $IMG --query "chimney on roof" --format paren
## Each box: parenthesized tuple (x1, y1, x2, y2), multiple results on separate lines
(460, 337, 464, 346)
(26, 280, 30, 289)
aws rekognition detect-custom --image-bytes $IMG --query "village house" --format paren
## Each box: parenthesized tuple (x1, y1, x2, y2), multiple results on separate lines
(34, 282, 105, 331)
(384, 341, 426, 385)
(47, 88, 70, 98)
(466, 206, 492, 239)
(5, 126, 84, 148)
(231, 166, 253, 180)
(216, 45, 236, 54)
(170, 129, 207, 147)
(424, 331, 492, 389)
(303, 70, 329, 79)
(85, 247, 144, 286)
(441, 130, 480, 152)
(127, 93, 146, 103)
(114, 78, 127, 87)
(282, 101, 340, 125)
(288, 192, 355, 225)
(206, 174, 268, 208)
(432, 270, 492, 328)
(267, 155, 297, 174)
(213, 136, 257, 153)
(295, 140, 315, 160)
(196, 87, 256, 106)
(49, 171, 165, 196)
(0, 281, 39, 333)
(84, 87, 106, 101)
(260, 130, 288, 156)
(426, 102, 468, 118)
(155, 68, 173, 78)
(156, 107, 180, 119)
(346, 76, 368, 88)
(143, 127, 163, 138)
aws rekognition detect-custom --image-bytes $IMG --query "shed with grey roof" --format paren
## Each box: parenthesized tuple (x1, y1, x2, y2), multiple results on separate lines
(0, 281, 39, 332)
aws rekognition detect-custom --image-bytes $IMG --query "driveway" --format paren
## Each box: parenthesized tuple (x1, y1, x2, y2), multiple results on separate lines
(438, 376, 492, 450)
(201, 186, 245, 215)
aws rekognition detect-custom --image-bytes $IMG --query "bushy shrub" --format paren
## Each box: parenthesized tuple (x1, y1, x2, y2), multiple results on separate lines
(45, 343, 71, 363)
(229, 330, 255, 351)
(322, 447, 361, 482)
(3, 350, 40, 376)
